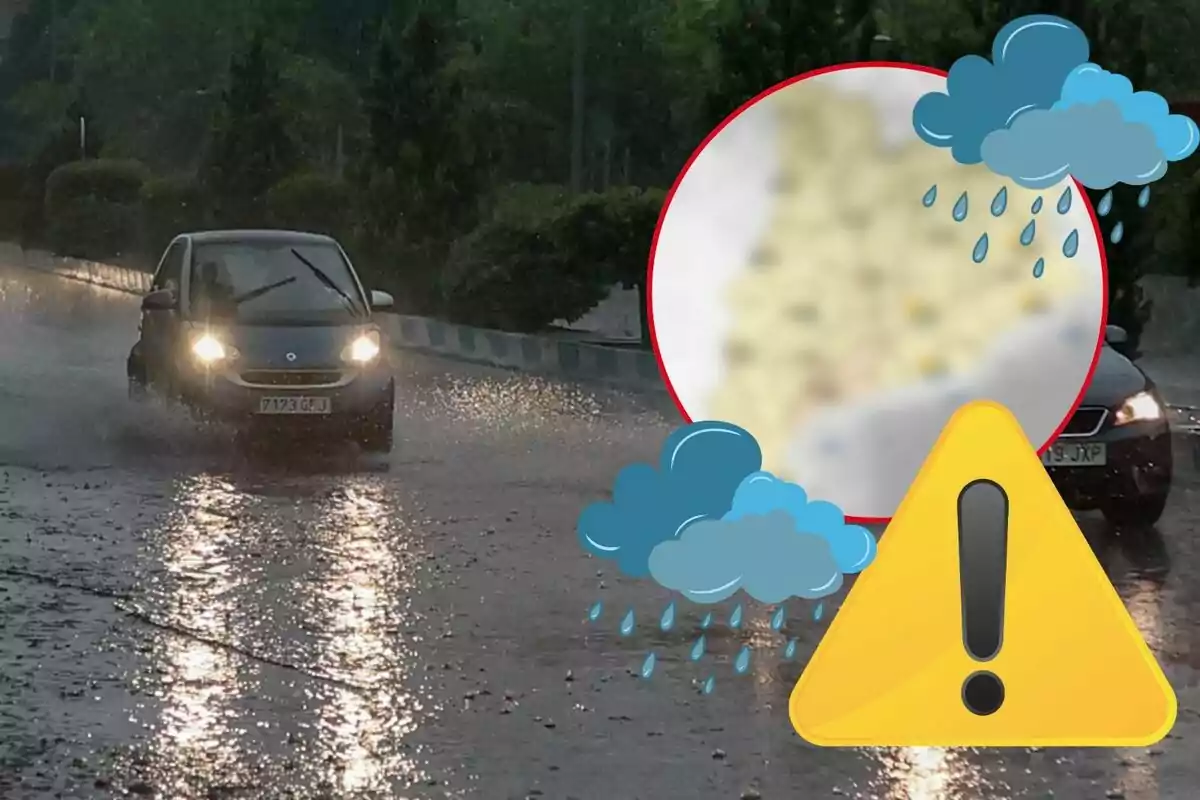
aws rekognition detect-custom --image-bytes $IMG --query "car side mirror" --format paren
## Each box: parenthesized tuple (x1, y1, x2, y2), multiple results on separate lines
(1105, 324, 1129, 346)
(370, 290, 394, 310)
(141, 289, 177, 311)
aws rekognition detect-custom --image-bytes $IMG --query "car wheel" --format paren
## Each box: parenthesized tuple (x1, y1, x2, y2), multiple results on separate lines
(1101, 492, 1169, 528)
(357, 390, 395, 454)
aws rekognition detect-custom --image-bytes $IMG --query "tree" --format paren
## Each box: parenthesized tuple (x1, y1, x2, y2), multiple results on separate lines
(702, 0, 878, 129)
(201, 31, 296, 227)
(362, 4, 483, 248)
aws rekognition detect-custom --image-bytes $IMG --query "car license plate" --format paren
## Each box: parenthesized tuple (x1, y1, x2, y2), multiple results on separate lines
(257, 396, 331, 415)
(1041, 442, 1106, 466)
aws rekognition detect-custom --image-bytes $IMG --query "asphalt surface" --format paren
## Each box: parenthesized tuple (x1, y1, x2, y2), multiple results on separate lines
(2, 264, 1200, 799)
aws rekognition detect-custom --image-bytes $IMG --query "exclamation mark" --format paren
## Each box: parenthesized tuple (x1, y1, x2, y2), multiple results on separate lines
(958, 479, 1008, 716)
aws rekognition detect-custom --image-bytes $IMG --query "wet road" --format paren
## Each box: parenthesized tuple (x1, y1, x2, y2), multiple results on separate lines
(1, 264, 1200, 799)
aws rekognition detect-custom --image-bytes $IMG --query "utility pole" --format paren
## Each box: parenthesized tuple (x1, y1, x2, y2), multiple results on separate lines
(79, 116, 86, 159)
(569, 4, 585, 194)
(335, 123, 345, 179)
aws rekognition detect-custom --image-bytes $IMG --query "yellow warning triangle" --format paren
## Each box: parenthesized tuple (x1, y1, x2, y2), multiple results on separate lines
(790, 400, 1176, 747)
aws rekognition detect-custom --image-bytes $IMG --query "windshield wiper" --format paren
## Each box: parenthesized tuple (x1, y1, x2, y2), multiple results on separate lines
(232, 276, 297, 304)
(291, 248, 362, 317)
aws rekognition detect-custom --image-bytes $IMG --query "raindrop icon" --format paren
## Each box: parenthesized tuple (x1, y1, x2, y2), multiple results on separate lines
(1111, 220, 1125, 244)
(784, 639, 798, 659)
(587, 601, 603, 622)
(770, 605, 786, 631)
(990, 185, 1008, 216)
(700, 612, 712, 630)
(922, 184, 938, 207)
(972, 233, 989, 263)
(1031, 195, 1044, 214)
(813, 602, 824, 622)
(619, 609, 635, 636)
(659, 602, 676, 632)
(1062, 229, 1080, 258)
(1033, 257, 1046, 278)
(1139, 185, 1151, 207)
(1097, 190, 1114, 217)
(952, 191, 969, 222)
(734, 646, 752, 675)
(702, 676, 715, 695)
(1020, 219, 1036, 246)
(640, 652, 656, 679)
(690, 635, 706, 661)
(1057, 186, 1073, 214)
(729, 604, 744, 629)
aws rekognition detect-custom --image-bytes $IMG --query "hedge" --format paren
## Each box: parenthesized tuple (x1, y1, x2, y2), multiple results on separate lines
(265, 172, 353, 239)
(44, 159, 149, 259)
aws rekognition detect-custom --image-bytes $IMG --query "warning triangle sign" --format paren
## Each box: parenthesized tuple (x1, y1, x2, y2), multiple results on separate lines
(790, 400, 1176, 747)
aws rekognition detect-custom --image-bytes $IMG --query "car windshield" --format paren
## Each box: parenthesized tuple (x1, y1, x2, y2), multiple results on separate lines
(190, 240, 363, 322)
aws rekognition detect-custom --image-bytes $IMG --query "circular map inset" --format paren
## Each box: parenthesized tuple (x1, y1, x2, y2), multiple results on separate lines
(649, 64, 1107, 521)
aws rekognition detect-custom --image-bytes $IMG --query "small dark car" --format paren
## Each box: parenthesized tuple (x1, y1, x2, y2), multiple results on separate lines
(127, 230, 396, 451)
(1043, 325, 1171, 526)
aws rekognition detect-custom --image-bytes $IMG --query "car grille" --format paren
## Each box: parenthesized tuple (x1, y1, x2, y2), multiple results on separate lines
(239, 370, 342, 387)
(1060, 406, 1108, 437)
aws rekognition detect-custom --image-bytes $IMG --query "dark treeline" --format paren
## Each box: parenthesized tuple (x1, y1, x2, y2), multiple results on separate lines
(0, 0, 1197, 343)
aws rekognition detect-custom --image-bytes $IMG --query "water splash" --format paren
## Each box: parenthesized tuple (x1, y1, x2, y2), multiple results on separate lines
(729, 604, 744, 630)
(990, 186, 1008, 216)
(734, 645, 752, 675)
(813, 602, 825, 622)
(770, 605, 786, 631)
(784, 639, 798, 659)
(1031, 196, 1044, 214)
(640, 652, 657, 679)
(972, 233, 989, 263)
(619, 609, 635, 636)
(1057, 186, 1073, 214)
(922, 184, 938, 207)
(1110, 221, 1125, 244)
(1020, 219, 1036, 246)
(659, 602, 676, 632)
(1097, 190, 1114, 217)
(690, 635, 707, 661)
(700, 612, 712, 630)
(1138, 186, 1151, 208)
(1033, 257, 1046, 278)
(702, 676, 715, 695)
(952, 191, 969, 222)
(587, 601, 603, 622)
(1062, 229, 1080, 258)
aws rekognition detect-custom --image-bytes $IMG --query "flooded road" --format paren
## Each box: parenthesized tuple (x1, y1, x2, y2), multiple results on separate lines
(2, 264, 1200, 799)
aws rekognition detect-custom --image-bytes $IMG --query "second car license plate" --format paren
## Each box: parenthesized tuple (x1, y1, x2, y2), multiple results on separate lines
(257, 396, 331, 415)
(1041, 442, 1106, 466)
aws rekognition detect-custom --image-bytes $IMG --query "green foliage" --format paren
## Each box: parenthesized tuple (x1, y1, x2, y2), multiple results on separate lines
(362, 8, 485, 247)
(444, 185, 664, 335)
(0, 164, 28, 239)
(265, 172, 353, 237)
(201, 31, 296, 228)
(44, 158, 149, 259)
(140, 174, 207, 256)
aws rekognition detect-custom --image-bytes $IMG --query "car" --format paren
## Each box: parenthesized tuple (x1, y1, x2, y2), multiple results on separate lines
(126, 230, 396, 452)
(1042, 324, 1172, 527)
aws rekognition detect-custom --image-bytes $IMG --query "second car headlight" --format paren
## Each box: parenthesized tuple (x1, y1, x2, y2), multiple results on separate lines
(342, 329, 381, 363)
(1114, 390, 1164, 426)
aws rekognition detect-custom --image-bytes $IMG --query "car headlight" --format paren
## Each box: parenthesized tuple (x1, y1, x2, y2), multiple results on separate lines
(191, 333, 227, 363)
(1114, 390, 1163, 426)
(343, 329, 381, 363)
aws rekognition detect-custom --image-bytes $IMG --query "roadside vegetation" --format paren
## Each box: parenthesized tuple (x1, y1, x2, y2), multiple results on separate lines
(0, 0, 1197, 346)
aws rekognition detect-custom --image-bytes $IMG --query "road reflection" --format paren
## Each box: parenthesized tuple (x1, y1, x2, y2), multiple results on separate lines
(311, 480, 428, 793)
(151, 474, 246, 794)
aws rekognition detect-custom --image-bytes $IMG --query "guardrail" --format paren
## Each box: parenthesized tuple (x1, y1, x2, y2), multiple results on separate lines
(0, 242, 667, 393)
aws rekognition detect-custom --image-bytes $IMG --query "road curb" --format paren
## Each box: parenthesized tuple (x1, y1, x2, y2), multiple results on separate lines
(1, 242, 668, 394)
